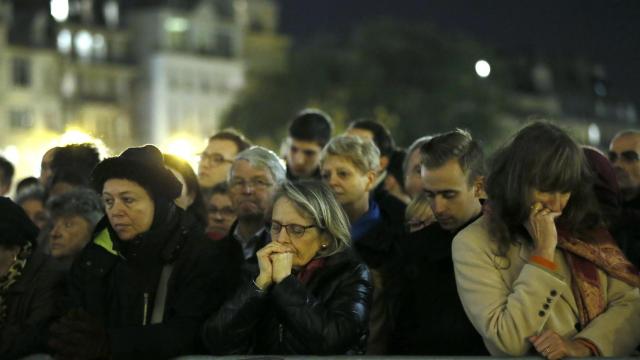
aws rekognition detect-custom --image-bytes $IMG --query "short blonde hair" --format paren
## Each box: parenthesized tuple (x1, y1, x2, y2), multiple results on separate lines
(320, 135, 380, 174)
(273, 180, 351, 257)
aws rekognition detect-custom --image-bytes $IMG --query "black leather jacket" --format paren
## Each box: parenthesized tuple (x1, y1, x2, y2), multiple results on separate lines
(202, 249, 373, 355)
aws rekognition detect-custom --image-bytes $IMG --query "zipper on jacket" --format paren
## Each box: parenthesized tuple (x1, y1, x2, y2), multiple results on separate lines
(142, 292, 149, 326)
(278, 323, 283, 344)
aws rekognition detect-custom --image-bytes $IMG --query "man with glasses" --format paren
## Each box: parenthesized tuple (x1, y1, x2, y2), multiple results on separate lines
(284, 109, 333, 181)
(609, 130, 640, 266)
(198, 129, 251, 199)
(220, 146, 286, 274)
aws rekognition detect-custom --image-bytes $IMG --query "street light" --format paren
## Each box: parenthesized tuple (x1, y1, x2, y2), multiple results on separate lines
(475, 60, 491, 78)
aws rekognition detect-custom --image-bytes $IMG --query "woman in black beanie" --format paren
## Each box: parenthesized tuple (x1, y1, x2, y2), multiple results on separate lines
(48, 145, 230, 360)
(0, 197, 65, 359)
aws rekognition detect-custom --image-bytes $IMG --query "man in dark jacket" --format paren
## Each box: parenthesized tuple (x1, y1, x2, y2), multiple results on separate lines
(390, 129, 487, 355)
(0, 197, 65, 359)
(48, 145, 228, 359)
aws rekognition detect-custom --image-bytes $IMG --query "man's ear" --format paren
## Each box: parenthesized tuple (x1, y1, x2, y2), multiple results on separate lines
(379, 155, 390, 171)
(364, 170, 377, 192)
(473, 176, 486, 199)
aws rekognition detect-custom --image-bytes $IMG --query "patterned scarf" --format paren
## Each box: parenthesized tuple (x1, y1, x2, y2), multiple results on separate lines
(0, 241, 33, 324)
(557, 227, 640, 327)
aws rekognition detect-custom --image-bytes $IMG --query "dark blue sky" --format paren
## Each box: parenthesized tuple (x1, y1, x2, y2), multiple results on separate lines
(279, 0, 640, 101)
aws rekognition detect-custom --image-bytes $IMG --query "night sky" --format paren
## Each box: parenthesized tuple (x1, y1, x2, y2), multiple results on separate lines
(279, 0, 640, 103)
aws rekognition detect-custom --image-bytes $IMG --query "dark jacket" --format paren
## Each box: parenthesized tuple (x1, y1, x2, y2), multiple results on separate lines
(373, 183, 406, 227)
(615, 194, 640, 268)
(0, 249, 65, 359)
(67, 208, 227, 359)
(389, 221, 487, 355)
(202, 249, 373, 355)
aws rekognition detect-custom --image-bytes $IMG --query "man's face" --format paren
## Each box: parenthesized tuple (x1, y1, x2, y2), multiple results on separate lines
(40, 148, 57, 186)
(228, 160, 278, 221)
(285, 138, 323, 178)
(198, 139, 238, 188)
(609, 134, 640, 196)
(421, 158, 482, 232)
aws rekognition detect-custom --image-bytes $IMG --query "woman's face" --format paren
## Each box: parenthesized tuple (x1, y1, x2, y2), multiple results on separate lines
(321, 155, 374, 208)
(102, 179, 155, 241)
(529, 189, 572, 214)
(168, 167, 195, 210)
(270, 197, 325, 268)
(49, 215, 93, 259)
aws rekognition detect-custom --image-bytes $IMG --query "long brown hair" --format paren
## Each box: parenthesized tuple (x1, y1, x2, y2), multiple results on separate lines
(486, 122, 601, 255)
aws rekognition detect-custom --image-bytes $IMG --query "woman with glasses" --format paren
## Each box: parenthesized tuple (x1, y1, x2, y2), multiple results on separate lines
(203, 180, 372, 355)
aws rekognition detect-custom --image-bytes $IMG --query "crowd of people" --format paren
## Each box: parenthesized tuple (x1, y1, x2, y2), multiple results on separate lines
(0, 109, 639, 359)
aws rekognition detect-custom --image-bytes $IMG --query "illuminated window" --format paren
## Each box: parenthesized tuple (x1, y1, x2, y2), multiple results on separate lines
(57, 29, 72, 54)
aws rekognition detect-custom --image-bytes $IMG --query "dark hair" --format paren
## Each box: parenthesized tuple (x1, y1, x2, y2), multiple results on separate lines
(420, 129, 484, 186)
(486, 122, 601, 254)
(209, 129, 252, 154)
(348, 119, 395, 157)
(15, 185, 45, 206)
(163, 154, 207, 227)
(16, 176, 40, 195)
(0, 156, 15, 186)
(387, 149, 407, 188)
(288, 109, 333, 147)
(51, 143, 100, 177)
(210, 181, 230, 196)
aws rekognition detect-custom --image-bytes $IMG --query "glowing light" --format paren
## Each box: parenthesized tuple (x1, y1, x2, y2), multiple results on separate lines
(93, 34, 107, 59)
(75, 31, 93, 58)
(164, 17, 189, 32)
(161, 134, 207, 170)
(475, 60, 491, 78)
(50, 0, 69, 22)
(57, 29, 72, 53)
(1, 146, 20, 165)
(588, 123, 601, 145)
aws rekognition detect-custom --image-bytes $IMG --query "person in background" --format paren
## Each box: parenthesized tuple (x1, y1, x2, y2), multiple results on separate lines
(15, 177, 40, 197)
(202, 181, 372, 355)
(390, 129, 487, 355)
(48, 145, 225, 359)
(320, 135, 402, 354)
(383, 148, 410, 204)
(0, 156, 15, 196)
(198, 129, 252, 199)
(14, 186, 48, 230)
(284, 108, 333, 181)
(403, 136, 432, 199)
(46, 188, 103, 267)
(608, 130, 640, 267)
(453, 122, 640, 358)
(164, 153, 208, 227)
(39, 147, 60, 187)
(0, 197, 65, 359)
(206, 182, 236, 240)
(346, 119, 406, 225)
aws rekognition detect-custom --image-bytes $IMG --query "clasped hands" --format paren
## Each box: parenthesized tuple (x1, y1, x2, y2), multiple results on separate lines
(255, 242, 294, 290)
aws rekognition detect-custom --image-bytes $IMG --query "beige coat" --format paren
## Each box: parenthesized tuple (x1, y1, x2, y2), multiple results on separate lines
(452, 215, 640, 356)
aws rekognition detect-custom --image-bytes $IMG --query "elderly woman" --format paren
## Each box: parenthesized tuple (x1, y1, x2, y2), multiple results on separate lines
(0, 197, 64, 359)
(48, 145, 224, 359)
(320, 135, 403, 354)
(47, 188, 103, 266)
(452, 122, 640, 358)
(203, 180, 372, 355)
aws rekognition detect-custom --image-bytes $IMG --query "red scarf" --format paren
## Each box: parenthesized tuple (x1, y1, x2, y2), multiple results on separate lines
(296, 258, 327, 284)
(557, 227, 640, 327)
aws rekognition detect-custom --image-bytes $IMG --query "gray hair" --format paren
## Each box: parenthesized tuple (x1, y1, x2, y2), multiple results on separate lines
(46, 188, 104, 227)
(230, 146, 286, 185)
(15, 185, 45, 206)
(321, 135, 380, 173)
(403, 136, 432, 175)
(273, 180, 351, 258)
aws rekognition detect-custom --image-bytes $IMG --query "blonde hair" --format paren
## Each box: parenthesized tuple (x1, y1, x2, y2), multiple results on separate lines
(273, 180, 351, 257)
(320, 135, 380, 174)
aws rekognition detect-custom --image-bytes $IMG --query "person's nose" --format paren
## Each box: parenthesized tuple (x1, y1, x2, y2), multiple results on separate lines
(292, 152, 306, 166)
(109, 199, 126, 217)
(50, 222, 62, 240)
(433, 196, 447, 215)
(274, 228, 291, 244)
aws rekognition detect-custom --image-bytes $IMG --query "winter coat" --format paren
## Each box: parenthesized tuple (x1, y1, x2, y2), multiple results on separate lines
(0, 250, 65, 359)
(67, 208, 229, 359)
(202, 249, 372, 355)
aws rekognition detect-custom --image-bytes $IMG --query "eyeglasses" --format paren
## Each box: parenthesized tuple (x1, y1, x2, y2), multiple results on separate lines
(608, 150, 639, 163)
(229, 178, 273, 191)
(208, 206, 235, 217)
(270, 221, 316, 239)
(200, 152, 233, 165)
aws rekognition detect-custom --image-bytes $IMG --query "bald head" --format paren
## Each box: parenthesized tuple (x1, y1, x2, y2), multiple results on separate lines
(609, 130, 640, 200)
